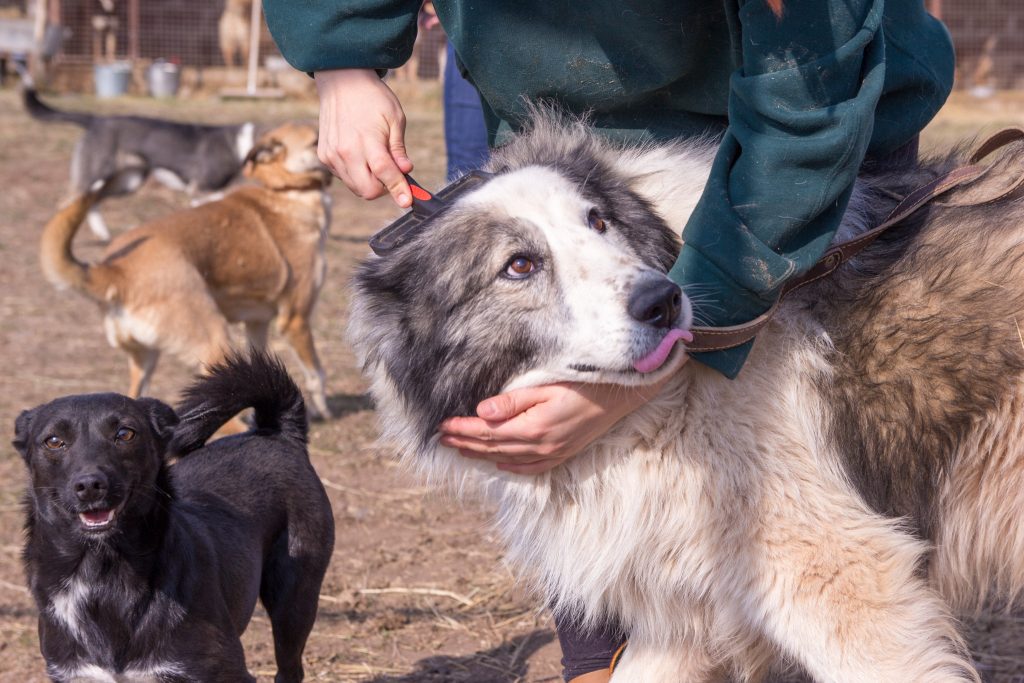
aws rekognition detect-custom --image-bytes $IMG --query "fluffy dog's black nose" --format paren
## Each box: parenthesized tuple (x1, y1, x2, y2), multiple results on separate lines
(628, 278, 682, 329)
(73, 472, 109, 503)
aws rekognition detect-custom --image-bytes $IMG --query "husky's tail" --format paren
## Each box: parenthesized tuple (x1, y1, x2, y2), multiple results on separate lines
(39, 168, 145, 299)
(170, 352, 308, 455)
(22, 87, 94, 128)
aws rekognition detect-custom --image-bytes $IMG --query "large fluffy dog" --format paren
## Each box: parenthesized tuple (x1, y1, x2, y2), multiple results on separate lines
(40, 122, 334, 422)
(14, 353, 335, 682)
(349, 113, 1024, 682)
(23, 87, 256, 240)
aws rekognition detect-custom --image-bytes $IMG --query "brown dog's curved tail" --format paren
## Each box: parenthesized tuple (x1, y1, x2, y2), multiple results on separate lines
(39, 168, 145, 300)
(170, 351, 308, 455)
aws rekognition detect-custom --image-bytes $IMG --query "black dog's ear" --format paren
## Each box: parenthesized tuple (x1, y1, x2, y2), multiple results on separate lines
(136, 398, 179, 447)
(12, 408, 35, 462)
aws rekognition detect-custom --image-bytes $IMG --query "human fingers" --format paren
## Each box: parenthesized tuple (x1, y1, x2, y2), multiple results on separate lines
(476, 386, 551, 422)
(366, 146, 411, 208)
(437, 415, 546, 444)
(439, 434, 558, 457)
(316, 110, 388, 200)
(313, 68, 411, 203)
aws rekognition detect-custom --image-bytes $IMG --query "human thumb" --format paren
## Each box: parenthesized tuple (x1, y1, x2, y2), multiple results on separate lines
(389, 129, 414, 174)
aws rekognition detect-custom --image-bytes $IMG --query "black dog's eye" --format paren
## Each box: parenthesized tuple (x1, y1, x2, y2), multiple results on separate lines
(44, 436, 64, 450)
(115, 427, 136, 442)
(587, 208, 607, 234)
(503, 255, 537, 279)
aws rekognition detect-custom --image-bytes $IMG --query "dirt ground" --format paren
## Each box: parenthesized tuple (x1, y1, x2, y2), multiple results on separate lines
(1, 85, 1024, 682)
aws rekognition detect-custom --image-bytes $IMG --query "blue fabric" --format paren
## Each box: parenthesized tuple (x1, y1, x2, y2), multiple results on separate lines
(554, 610, 625, 681)
(443, 43, 489, 181)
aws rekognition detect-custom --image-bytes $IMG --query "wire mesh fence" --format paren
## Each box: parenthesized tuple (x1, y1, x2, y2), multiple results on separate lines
(0, 1, 1021, 90)
(49, 0, 281, 68)
(932, 0, 1024, 90)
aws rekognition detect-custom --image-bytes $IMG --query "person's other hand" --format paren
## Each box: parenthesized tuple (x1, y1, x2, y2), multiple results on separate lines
(313, 68, 413, 207)
(437, 376, 674, 475)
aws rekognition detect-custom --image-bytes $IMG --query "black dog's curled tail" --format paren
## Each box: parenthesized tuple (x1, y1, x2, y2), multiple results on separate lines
(170, 352, 308, 455)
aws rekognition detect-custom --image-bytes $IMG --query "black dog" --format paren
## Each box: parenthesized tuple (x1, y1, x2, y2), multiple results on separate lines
(14, 353, 335, 682)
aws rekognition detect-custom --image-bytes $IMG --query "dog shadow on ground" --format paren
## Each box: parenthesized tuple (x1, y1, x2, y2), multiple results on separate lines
(324, 392, 374, 420)
(363, 629, 554, 683)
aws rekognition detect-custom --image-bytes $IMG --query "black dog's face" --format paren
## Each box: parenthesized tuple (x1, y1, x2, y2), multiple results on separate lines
(13, 394, 178, 539)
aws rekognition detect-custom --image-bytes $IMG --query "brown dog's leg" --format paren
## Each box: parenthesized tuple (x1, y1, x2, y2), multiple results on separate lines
(281, 316, 332, 420)
(245, 320, 270, 352)
(127, 347, 160, 398)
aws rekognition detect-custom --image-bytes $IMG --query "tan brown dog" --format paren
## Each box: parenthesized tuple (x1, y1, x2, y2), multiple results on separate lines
(218, 0, 252, 69)
(40, 122, 333, 424)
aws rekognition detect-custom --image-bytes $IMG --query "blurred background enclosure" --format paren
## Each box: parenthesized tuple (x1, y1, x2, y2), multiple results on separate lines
(0, 0, 1020, 95)
(0, 0, 448, 95)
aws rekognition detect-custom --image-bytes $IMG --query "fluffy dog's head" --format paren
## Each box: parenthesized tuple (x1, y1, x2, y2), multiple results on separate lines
(243, 122, 329, 190)
(13, 394, 178, 539)
(351, 114, 697, 456)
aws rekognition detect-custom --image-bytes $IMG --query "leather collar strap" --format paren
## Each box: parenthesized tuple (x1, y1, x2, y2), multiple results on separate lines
(685, 128, 1024, 353)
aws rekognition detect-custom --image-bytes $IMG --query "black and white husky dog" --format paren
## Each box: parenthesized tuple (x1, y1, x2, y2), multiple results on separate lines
(350, 111, 1024, 682)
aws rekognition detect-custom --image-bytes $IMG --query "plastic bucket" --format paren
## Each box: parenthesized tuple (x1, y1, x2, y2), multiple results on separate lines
(94, 62, 132, 98)
(147, 60, 180, 98)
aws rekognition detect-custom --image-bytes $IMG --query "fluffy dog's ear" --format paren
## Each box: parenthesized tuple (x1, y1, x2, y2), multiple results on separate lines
(12, 408, 35, 462)
(137, 398, 179, 448)
(243, 139, 285, 176)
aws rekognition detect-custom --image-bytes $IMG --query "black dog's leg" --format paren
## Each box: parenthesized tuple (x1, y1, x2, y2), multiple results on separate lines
(260, 534, 329, 683)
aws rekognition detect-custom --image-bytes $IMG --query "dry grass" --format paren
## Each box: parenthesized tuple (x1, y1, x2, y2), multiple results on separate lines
(0, 85, 1023, 682)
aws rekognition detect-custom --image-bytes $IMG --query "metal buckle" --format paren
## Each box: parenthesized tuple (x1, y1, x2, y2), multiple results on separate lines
(368, 170, 495, 256)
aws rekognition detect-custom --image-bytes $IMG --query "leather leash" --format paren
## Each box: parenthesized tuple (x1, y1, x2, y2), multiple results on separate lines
(685, 128, 1024, 353)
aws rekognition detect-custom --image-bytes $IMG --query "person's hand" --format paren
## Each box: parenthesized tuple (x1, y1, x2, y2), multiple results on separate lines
(313, 68, 413, 207)
(438, 375, 674, 475)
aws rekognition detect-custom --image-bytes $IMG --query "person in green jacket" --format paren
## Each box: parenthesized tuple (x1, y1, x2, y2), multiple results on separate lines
(264, 1, 954, 680)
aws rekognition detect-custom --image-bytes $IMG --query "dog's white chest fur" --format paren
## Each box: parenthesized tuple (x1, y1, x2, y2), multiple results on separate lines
(49, 575, 92, 642)
(49, 662, 184, 683)
(47, 574, 185, 681)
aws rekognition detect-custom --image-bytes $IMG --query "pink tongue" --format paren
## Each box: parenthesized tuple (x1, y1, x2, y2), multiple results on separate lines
(82, 509, 112, 524)
(634, 329, 694, 374)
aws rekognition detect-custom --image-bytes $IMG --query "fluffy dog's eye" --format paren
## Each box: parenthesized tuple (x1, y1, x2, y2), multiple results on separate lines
(44, 436, 64, 450)
(587, 208, 607, 233)
(504, 256, 536, 279)
(115, 427, 136, 442)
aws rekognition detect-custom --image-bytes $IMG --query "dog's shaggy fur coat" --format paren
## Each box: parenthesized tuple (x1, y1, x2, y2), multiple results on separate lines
(350, 112, 1024, 682)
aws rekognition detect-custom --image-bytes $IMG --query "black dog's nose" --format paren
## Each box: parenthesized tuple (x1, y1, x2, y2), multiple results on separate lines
(628, 278, 682, 329)
(73, 471, 109, 503)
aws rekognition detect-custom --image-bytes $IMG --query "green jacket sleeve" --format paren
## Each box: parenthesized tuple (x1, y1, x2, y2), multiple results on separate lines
(262, 0, 422, 73)
(669, 0, 886, 378)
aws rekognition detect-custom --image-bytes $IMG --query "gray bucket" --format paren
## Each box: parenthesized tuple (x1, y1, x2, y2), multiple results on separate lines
(94, 62, 132, 98)
(147, 60, 180, 98)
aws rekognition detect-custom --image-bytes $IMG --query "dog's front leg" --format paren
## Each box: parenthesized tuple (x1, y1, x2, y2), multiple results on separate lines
(752, 501, 979, 683)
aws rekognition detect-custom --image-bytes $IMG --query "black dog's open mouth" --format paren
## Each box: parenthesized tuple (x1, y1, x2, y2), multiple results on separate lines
(78, 505, 119, 532)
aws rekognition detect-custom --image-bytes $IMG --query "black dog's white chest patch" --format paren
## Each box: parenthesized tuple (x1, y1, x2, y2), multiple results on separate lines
(48, 661, 185, 682)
